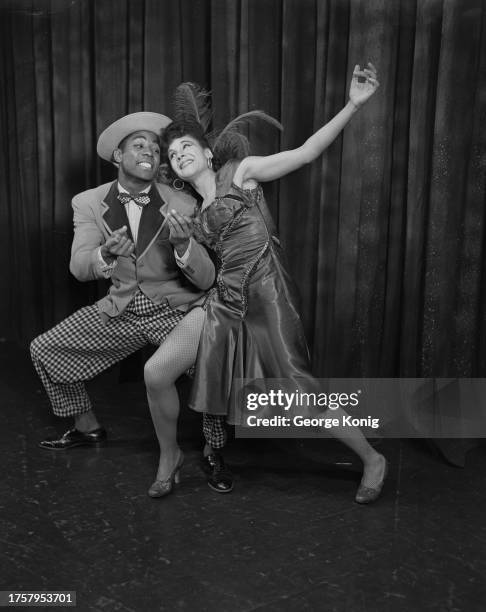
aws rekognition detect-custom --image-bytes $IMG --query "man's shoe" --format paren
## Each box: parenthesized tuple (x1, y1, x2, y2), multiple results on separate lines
(39, 428, 107, 451)
(202, 452, 234, 494)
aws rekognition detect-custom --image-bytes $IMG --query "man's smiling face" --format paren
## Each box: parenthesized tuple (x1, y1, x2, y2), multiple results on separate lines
(113, 130, 161, 185)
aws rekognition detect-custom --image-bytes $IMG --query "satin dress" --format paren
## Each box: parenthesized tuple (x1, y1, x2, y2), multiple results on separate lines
(189, 160, 314, 424)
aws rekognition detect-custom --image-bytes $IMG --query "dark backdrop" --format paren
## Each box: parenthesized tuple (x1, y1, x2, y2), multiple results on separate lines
(1, 0, 485, 378)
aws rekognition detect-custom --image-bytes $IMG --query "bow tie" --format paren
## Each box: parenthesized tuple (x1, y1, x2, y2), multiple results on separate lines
(117, 192, 151, 207)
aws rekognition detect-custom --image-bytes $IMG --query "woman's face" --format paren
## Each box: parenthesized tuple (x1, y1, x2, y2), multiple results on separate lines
(167, 135, 211, 181)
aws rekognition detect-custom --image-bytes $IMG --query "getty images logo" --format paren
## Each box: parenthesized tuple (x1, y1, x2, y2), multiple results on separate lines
(246, 389, 361, 411)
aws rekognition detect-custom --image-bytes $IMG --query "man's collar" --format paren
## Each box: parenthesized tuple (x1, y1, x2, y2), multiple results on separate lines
(117, 181, 152, 194)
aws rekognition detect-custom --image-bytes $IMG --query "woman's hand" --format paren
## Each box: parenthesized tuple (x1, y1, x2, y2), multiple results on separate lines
(349, 62, 379, 109)
(166, 209, 194, 257)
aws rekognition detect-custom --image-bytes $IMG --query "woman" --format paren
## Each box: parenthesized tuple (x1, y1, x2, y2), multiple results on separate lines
(145, 64, 387, 503)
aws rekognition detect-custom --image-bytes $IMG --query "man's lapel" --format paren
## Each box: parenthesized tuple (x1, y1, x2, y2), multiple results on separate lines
(136, 185, 169, 260)
(100, 181, 134, 242)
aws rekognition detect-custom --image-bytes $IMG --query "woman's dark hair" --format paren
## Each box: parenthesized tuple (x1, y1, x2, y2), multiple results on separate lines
(161, 119, 210, 152)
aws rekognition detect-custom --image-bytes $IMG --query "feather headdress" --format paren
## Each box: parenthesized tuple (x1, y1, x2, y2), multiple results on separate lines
(173, 82, 212, 133)
(171, 83, 282, 165)
(211, 110, 283, 163)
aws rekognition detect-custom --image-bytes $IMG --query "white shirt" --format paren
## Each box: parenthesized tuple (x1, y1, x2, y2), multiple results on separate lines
(97, 183, 191, 277)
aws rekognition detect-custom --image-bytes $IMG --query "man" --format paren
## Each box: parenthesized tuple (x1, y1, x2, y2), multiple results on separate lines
(30, 112, 233, 494)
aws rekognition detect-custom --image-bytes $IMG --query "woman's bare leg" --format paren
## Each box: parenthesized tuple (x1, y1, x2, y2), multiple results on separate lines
(325, 407, 386, 488)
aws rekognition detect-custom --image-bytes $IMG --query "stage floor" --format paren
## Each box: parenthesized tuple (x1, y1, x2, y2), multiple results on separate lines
(1, 342, 484, 611)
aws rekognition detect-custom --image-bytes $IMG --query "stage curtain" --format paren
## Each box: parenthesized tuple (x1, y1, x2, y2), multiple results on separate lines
(0, 0, 485, 378)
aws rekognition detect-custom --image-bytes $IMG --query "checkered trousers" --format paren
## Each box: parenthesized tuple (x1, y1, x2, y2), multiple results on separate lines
(30, 291, 226, 448)
(30, 292, 185, 416)
(202, 413, 226, 449)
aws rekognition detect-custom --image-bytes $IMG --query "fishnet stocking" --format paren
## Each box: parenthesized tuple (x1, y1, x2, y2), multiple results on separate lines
(145, 306, 205, 388)
(144, 307, 226, 456)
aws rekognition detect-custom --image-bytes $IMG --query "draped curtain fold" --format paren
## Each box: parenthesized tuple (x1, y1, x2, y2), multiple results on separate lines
(1, 0, 485, 378)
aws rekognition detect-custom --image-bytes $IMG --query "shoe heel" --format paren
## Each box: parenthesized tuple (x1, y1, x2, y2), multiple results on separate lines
(148, 451, 184, 498)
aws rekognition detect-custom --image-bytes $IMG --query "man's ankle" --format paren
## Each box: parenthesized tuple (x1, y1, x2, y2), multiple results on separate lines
(75, 411, 101, 433)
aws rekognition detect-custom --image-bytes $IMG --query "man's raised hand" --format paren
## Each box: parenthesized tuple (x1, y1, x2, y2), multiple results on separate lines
(101, 226, 135, 262)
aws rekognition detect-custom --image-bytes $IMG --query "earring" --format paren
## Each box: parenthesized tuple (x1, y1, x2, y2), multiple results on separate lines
(172, 178, 185, 191)
(207, 157, 213, 170)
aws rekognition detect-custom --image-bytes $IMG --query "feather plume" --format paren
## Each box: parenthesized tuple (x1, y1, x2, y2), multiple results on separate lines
(211, 110, 283, 163)
(173, 82, 212, 132)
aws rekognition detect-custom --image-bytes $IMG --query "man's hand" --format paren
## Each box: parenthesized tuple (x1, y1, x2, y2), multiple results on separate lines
(167, 209, 193, 257)
(100, 226, 135, 263)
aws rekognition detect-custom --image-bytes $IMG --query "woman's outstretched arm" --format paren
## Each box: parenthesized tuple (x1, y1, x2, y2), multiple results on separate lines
(234, 63, 379, 187)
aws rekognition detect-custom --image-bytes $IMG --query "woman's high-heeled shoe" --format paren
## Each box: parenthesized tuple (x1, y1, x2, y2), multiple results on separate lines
(148, 451, 184, 498)
(355, 456, 388, 504)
